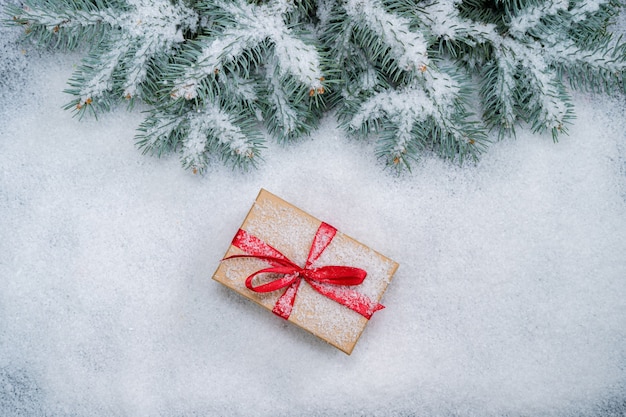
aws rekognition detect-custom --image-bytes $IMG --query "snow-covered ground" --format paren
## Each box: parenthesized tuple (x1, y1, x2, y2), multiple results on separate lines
(1, 13, 625, 417)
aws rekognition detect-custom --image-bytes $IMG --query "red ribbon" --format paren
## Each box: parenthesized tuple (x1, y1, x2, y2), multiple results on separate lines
(223, 222, 384, 320)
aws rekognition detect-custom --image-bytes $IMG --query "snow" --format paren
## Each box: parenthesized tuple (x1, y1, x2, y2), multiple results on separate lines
(508, 0, 569, 37)
(2, 15, 626, 417)
(122, 0, 197, 43)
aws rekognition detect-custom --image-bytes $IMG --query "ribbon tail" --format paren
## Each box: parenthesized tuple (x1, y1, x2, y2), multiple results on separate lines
(272, 278, 302, 320)
(308, 281, 384, 320)
(231, 229, 292, 263)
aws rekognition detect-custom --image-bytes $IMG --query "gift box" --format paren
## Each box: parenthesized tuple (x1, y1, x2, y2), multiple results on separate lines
(212, 189, 399, 354)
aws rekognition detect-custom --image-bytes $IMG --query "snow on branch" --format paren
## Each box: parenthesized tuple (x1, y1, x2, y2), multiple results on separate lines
(17, 0, 198, 112)
(265, 58, 302, 138)
(422, 0, 497, 45)
(548, 37, 626, 81)
(181, 103, 260, 172)
(569, 0, 615, 23)
(122, 39, 152, 99)
(171, 0, 323, 101)
(122, 0, 197, 43)
(349, 83, 434, 148)
(348, 74, 482, 167)
(508, 0, 569, 37)
(136, 110, 186, 155)
(343, 0, 429, 71)
(519, 67, 573, 135)
(480, 50, 518, 133)
(171, 32, 256, 100)
(269, 31, 323, 93)
(9, 0, 123, 29)
(6, 0, 624, 172)
(110, 0, 198, 100)
(422, 68, 462, 119)
(70, 36, 130, 108)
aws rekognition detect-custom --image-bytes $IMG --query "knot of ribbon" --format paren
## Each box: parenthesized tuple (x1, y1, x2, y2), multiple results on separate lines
(223, 222, 384, 320)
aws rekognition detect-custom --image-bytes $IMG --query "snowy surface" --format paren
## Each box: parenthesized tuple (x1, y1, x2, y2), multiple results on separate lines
(1, 14, 626, 417)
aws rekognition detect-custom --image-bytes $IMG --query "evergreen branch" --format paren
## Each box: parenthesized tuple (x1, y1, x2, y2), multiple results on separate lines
(318, 2, 352, 62)
(345, 68, 485, 169)
(346, 85, 433, 135)
(507, 0, 569, 37)
(422, 66, 463, 119)
(172, 0, 323, 101)
(344, 83, 434, 168)
(266, 75, 301, 138)
(422, 0, 498, 43)
(4, 0, 625, 173)
(218, 72, 260, 112)
(343, 0, 429, 71)
(521, 0, 620, 44)
(9, 0, 198, 112)
(548, 36, 626, 94)
(480, 52, 519, 136)
(268, 28, 324, 95)
(315, 0, 338, 28)
(169, 33, 247, 100)
(518, 66, 574, 138)
(122, 38, 153, 99)
(64, 33, 130, 113)
(136, 109, 187, 157)
(569, 0, 620, 25)
(261, 56, 322, 141)
(5, 0, 120, 49)
(138, 101, 264, 173)
(181, 103, 263, 172)
(421, 0, 500, 73)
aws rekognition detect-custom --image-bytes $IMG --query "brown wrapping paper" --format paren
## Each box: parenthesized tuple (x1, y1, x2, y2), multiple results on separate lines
(212, 189, 399, 354)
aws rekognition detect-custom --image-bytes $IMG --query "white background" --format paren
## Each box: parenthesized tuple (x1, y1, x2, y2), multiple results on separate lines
(1, 6, 625, 416)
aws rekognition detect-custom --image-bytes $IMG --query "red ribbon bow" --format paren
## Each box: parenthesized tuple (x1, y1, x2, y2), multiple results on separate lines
(223, 222, 384, 320)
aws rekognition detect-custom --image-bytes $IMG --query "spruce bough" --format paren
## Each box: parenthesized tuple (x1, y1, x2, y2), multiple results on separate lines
(5, 0, 625, 173)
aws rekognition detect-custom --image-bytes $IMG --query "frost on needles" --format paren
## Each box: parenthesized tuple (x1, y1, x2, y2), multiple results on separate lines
(5, 0, 626, 173)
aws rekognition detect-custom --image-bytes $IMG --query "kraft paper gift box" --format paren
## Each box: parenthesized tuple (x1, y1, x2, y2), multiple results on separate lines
(212, 189, 399, 355)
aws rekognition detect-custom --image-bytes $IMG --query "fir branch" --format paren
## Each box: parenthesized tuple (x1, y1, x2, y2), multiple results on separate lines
(171, 0, 324, 101)
(5, 0, 121, 49)
(480, 52, 519, 136)
(507, 0, 569, 37)
(169, 33, 251, 101)
(344, 66, 485, 169)
(181, 103, 261, 172)
(138, 101, 264, 173)
(326, 0, 487, 169)
(261, 56, 323, 141)
(136, 108, 187, 157)
(9, 0, 198, 112)
(64, 31, 136, 113)
(518, 63, 574, 138)
(550, 36, 626, 94)
(4, 0, 625, 173)
(342, 0, 429, 71)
